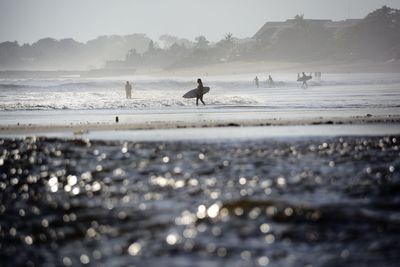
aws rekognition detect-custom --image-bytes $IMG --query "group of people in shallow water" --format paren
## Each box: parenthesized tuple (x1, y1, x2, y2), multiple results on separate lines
(254, 72, 320, 89)
(254, 75, 274, 88)
(124, 71, 321, 105)
(123, 78, 207, 106)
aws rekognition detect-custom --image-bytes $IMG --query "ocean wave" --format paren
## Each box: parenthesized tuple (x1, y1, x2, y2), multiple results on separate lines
(1, 76, 400, 92)
(1, 74, 400, 111)
(0, 83, 40, 89)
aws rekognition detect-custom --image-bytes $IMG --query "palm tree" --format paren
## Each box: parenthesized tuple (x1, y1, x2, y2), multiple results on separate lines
(224, 33, 234, 43)
(294, 14, 306, 29)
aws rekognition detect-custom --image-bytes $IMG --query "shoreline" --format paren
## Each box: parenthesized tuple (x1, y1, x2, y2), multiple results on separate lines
(1, 60, 400, 79)
(1, 112, 400, 136)
(6, 124, 400, 142)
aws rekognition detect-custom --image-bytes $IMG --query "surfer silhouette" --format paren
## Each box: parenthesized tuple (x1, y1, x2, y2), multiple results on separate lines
(254, 76, 259, 88)
(125, 81, 132, 99)
(301, 72, 308, 89)
(196, 78, 206, 106)
(268, 75, 274, 87)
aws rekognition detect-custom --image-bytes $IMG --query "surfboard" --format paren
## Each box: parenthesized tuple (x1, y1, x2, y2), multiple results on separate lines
(297, 76, 312, 82)
(183, 87, 210, 99)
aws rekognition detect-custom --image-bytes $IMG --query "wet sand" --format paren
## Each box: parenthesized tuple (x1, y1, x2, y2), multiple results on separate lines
(1, 112, 399, 266)
(1, 124, 400, 143)
(1, 107, 400, 136)
(1, 75, 400, 266)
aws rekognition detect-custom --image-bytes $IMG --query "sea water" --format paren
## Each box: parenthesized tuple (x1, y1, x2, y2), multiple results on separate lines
(1, 73, 400, 266)
(0, 136, 399, 266)
(1, 73, 400, 111)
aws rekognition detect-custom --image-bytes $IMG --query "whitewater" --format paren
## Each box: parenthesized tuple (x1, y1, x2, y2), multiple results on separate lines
(1, 73, 400, 267)
(1, 73, 400, 111)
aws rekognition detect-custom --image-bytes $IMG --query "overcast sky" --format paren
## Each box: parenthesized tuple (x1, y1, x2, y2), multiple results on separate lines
(1, 0, 399, 44)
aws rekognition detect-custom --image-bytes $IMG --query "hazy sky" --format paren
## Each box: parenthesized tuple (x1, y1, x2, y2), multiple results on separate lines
(1, 0, 399, 44)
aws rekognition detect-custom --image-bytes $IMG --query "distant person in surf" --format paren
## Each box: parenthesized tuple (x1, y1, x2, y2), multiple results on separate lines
(301, 72, 308, 89)
(125, 81, 132, 99)
(254, 76, 259, 88)
(268, 75, 274, 87)
(196, 78, 206, 106)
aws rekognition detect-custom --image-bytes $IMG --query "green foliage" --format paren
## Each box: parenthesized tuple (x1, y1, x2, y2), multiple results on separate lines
(195, 36, 209, 49)
(339, 6, 400, 60)
(1, 6, 399, 70)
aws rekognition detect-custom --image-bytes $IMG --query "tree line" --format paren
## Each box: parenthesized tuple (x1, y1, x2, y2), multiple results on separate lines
(0, 6, 399, 71)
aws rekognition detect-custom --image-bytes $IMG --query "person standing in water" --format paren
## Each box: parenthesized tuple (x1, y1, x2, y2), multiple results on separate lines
(125, 81, 132, 99)
(301, 72, 308, 89)
(125, 81, 133, 99)
(268, 75, 274, 87)
(254, 76, 259, 88)
(196, 78, 206, 106)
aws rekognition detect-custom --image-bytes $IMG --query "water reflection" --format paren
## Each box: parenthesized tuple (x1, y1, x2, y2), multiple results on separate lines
(0, 136, 399, 266)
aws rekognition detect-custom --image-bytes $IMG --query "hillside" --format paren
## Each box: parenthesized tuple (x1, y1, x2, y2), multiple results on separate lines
(0, 6, 399, 71)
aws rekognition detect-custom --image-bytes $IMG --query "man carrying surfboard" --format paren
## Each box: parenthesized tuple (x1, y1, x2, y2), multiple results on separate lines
(196, 78, 206, 106)
(182, 79, 210, 105)
(301, 72, 309, 89)
(298, 73, 312, 86)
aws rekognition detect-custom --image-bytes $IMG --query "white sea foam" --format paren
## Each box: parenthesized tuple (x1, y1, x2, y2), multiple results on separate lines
(0, 73, 399, 111)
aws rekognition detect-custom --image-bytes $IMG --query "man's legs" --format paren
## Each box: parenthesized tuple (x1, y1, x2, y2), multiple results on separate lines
(200, 96, 205, 106)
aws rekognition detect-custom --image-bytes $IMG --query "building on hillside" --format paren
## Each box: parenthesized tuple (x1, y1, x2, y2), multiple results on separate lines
(253, 19, 361, 43)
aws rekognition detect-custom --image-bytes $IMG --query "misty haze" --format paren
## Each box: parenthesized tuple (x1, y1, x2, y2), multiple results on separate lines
(0, 5, 399, 72)
(1, 1, 400, 267)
